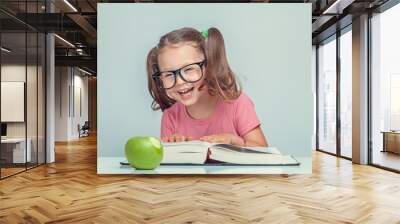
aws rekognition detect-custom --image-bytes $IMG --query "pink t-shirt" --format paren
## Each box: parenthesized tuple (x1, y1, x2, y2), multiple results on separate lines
(160, 92, 261, 139)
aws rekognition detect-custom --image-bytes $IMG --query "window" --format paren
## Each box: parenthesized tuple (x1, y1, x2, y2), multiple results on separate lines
(339, 28, 352, 158)
(317, 36, 337, 154)
(390, 74, 400, 130)
(371, 3, 400, 171)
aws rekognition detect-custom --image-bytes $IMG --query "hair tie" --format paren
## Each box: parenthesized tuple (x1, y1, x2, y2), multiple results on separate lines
(201, 30, 208, 39)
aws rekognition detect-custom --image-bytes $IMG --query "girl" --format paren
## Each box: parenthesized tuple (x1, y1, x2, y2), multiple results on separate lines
(146, 27, 268, 147)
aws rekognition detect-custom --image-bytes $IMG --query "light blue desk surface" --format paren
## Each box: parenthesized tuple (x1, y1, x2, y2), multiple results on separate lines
(98, 157, 311, 174)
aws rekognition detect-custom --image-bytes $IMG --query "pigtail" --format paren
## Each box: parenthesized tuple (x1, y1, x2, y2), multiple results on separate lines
(146, 47, 175, 111)
(204, 27, 241, 100)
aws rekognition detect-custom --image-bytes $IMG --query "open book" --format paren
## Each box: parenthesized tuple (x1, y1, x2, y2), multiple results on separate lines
(121, 141, 299, 166)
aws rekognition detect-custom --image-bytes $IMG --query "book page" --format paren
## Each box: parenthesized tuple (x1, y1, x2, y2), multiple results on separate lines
(211, 144, 282, 154)
(209, 147, 299, 165)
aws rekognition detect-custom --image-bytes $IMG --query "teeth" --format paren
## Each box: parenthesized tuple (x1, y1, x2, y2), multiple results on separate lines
(178, 87, 193, 94)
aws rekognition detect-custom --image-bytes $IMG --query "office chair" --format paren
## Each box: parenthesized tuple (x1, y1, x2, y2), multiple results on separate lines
(79, 121, 90, 138)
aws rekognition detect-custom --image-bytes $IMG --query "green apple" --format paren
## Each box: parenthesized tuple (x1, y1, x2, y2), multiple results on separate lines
(124, 136, 163, 170)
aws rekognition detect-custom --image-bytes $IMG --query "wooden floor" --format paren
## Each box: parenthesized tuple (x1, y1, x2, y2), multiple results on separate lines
(373, 150, 400, 171)
(1, 135, 400, 223)
(1, 163, 45, 178)
(1, 167, 26, 178)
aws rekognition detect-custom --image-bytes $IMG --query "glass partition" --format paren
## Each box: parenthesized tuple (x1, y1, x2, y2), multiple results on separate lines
(0, 1, 46, 179)
(1, 30, 28, 177)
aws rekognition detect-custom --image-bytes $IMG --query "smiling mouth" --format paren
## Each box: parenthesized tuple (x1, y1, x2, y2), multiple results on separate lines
(177, 87, 194, 95)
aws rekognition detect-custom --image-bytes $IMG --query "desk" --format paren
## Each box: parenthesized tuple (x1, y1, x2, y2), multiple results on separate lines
(1, 138, 31, 163)
(98, 157, 311, 175)
(382, 131, 400, 154)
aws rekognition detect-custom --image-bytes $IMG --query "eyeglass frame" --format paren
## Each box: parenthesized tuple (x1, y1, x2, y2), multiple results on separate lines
(152, 59, 207, 89)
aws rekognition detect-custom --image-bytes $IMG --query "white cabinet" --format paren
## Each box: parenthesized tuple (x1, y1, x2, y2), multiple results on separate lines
(1, 138, 32, 163)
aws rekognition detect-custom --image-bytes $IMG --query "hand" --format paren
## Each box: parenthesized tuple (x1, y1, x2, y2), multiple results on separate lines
(199, 133, 244, 146)
(161, 134, 193, 142)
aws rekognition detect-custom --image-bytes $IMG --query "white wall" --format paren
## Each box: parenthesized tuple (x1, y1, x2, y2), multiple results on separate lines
(98, 4, 312, 157)
(55, 67, 89, 141)
(55, 66, 70, 141)
(1, 66, 26, 139)
(72, 72, 89, 138)
(1, 65, 42, 137)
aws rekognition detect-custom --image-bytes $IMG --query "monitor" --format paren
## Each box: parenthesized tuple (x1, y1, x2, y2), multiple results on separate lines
(1, 123, 7, 137)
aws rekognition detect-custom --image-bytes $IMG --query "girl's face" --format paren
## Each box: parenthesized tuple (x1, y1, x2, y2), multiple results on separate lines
(157, 43, 207, 106)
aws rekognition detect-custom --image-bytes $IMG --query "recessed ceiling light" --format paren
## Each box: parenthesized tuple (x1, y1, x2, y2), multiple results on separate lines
(1, 47, 11, 53)
(54, 34, 75, 48)
(322, 0, 354, 15)
(78, 67, 93, 76)
(63, 0, 78, 12)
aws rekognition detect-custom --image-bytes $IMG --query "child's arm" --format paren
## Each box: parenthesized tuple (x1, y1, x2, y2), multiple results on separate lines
(241, 126, 268, 147)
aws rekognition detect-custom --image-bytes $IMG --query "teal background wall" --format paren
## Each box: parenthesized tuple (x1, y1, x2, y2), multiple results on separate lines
(98, 3, 312, 157)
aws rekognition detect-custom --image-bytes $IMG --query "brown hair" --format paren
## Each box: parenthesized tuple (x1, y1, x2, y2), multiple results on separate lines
(146, 27, 241, 111)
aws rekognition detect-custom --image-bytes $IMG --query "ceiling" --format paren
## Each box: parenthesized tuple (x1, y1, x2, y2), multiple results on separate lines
(0, 0, 392, 75)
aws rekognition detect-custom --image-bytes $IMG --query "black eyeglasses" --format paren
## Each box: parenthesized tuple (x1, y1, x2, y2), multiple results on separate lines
(152, 60, 206, 89)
